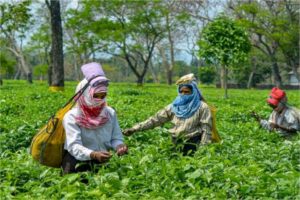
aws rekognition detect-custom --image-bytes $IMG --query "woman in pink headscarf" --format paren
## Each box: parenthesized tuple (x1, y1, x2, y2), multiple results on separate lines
(62, 62, 128, 174)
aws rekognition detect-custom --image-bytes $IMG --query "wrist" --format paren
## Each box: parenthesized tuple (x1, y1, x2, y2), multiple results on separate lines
(90, 151, 96, 160)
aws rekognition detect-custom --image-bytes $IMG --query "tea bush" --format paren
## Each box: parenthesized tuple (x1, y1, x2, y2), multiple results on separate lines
(0, 80, 299, 199)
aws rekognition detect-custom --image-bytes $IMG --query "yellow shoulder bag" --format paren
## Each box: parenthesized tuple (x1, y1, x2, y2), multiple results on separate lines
(30, 78, 97, 168)
(209, 105, 221, 143)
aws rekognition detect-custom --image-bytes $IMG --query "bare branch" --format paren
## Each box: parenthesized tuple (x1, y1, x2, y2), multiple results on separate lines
(45, 0, 50, 10)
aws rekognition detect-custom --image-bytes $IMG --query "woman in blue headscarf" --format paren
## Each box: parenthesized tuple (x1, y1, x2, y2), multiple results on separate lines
(123, 74, 212, 155)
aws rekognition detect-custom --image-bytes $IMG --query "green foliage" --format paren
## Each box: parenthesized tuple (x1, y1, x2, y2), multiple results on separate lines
(65, 1, 167, 83)
(0, 0, 32, 36)
(199, 66, 216, 85)
(0, 52, 16, 75)
(234, 1, 299, 75)
(173, 60, 195, 79)
(33, 64, 48, 77)
(0, 81, 300, 199)
(28, 23, 51, 52)
(198, 15, 251, 67)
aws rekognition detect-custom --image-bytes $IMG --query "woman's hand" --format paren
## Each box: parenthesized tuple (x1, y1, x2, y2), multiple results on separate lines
(250, 111, 261, 122)
(116, 144, 128, 156)
(90, 151, 112, 163)
(270, 122, 279, 130)
(122, 128, 135, 136)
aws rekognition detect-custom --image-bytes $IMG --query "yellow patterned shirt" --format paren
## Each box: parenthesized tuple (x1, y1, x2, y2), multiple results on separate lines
(131, 102, 212, 144)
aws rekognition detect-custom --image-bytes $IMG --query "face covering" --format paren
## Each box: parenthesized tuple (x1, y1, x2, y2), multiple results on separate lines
(171, 81, 202, 119)
(75, 79, 109, 129)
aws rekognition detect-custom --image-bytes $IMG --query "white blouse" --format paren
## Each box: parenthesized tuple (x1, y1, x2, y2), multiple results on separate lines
(63, 106, 124, 161)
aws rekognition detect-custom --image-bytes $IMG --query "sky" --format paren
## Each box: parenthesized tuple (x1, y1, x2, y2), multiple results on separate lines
(1, 0, 225, 65)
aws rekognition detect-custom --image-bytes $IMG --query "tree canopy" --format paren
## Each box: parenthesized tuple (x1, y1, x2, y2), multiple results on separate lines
(198, 15, 251, 98)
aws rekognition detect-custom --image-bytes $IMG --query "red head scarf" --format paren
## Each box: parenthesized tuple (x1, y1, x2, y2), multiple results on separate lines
(267, 87, 286, 107)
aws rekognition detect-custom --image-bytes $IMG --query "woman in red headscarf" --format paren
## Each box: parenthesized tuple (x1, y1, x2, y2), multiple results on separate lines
(252, 87, 300, 136)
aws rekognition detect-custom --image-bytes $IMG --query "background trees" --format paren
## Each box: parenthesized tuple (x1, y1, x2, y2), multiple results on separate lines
(0, 0, 32, 83)
(228, 0, 299, 87)
(198, 16, 251, 98)
(46, 0, 64, 90)
(0, 0, 298, 88)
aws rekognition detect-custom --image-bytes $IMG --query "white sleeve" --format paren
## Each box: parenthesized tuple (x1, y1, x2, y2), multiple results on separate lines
(260, 119, 272, 131)
(110, 110, 124, 151)
(260, 112, 274, 131)
(63, 112, 93, 161)
(285, 109, 300, 131)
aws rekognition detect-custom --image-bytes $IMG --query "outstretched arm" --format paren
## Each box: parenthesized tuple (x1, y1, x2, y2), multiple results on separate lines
(123, 105, 173, 136)
(250, 111, 261, 122)
(251, 111, 274, 131)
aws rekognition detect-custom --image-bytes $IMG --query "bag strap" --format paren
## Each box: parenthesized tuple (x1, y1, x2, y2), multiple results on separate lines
(61, 75, 102, 108)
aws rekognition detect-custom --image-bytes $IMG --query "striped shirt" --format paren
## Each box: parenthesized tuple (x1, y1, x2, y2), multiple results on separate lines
(260, 106, 300, 136)
(131, 102, 212, 144)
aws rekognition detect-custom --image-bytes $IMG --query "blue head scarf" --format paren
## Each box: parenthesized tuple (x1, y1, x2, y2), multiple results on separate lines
(171, 81, 202, 119)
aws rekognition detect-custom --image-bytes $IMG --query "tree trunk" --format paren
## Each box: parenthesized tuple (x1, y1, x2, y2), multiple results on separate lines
(221, 65, 228, 98)
(47, 0, 64, 89)
(48, 50, 52, 85)
(158, 46, 171, 85)
(7, 47, 32, 83)
(271, 56, 282, 87)
(220, 66, 225, 89)
(167, 14, 175, 85)
(289, 59, 299, 82)
(167, 69, 172, 85)
(247, 57, 257, 88)
(19, 53, 32, 83)
(149, 60, 159, 83)
(247, 72, 254, 89)
(27, 72, 33, 84)
(137, 75, 144, 86)
(14, 65, 21, 80)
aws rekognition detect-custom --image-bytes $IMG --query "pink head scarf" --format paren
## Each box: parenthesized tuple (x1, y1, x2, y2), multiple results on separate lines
(75, 79, 109, 129)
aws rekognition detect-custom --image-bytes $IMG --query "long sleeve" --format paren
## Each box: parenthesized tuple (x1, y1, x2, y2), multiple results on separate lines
(63, 112, 93, 161)
(199, 104, 212, 144)
(260, 119, 273, 131)
(110, 111, 124, 151)
(285, 108, 300, 131)
(260, 107, 300, 134)
(260, 111, 275, 131)
(131, 105, 173, 132)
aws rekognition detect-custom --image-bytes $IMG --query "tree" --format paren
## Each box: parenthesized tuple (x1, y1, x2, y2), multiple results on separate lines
(64, 6, 108, 81)
(198, 15, 251, 98)
(0, 0, 33, 83)
(199, 66, 216, 85)
(0, 51, 16, 84)
(157, 1, 190, 85)
(46, 0, 64, 90)
(228, 0, 299, 87)
(33, 64, 48, 81)
(69, 1, 165, 85)
(156, 0, 210, 85)
(277, 0, 299, 82)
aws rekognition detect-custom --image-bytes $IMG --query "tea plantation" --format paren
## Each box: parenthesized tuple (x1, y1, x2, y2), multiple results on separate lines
(0, 80, 299, 199)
